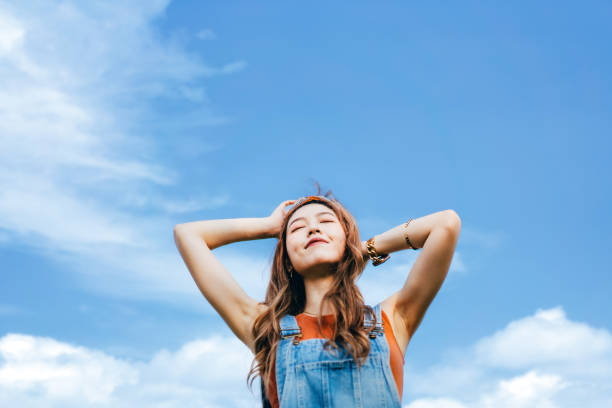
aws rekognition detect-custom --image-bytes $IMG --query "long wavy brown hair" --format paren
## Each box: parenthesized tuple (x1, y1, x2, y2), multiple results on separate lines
(246, 183, 379, 402)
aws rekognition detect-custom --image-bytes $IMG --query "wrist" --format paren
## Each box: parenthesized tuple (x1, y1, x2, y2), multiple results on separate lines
(361, 240, 369, 260)
(263, 217, 279, 238)
(365, 236, 390, 266)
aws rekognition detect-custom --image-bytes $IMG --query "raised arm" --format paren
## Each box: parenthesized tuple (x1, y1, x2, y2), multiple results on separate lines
(174, 213, 279, 354)
(173, 200, 295, 354)
(366, 209, 461, 354)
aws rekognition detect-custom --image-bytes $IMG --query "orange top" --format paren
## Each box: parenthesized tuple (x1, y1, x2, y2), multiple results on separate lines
(266, 310, 404, 407)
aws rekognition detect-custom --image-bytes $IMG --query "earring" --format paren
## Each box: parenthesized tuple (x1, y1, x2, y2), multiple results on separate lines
(288, 265, 293, 279)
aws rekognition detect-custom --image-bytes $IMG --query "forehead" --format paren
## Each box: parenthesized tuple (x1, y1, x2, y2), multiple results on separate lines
(288, 202, 335, 223)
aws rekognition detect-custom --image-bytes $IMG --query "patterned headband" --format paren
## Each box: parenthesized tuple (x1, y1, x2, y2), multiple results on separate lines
(286, 195, 337, 218)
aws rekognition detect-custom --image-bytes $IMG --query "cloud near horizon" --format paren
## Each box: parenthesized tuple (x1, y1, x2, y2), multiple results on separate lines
(403, 306, 612, 408)
(1, 306, 610, 407)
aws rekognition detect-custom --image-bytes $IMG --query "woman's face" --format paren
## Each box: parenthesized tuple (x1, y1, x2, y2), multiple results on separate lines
(285, 203, 346, 277)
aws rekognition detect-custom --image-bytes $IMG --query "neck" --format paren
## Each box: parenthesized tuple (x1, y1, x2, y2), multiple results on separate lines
(302, 273, 335, 316)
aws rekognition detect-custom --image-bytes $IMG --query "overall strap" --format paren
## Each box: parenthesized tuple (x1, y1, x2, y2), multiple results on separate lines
(279, 314, 303, 344)
(363, 303, 384, 338)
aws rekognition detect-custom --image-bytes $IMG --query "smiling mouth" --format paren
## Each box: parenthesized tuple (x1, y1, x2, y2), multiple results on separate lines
(307, 241, 327, 248)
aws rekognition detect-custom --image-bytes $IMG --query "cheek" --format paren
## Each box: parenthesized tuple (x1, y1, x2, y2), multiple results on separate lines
(334, 226, 346, 242)
(338, 236, 347, 250)
(331, 230, 347, 249)
(285, 236, 300, 255)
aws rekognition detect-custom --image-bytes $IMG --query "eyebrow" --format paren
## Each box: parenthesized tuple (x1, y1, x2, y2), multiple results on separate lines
(288, 211, 336, 228)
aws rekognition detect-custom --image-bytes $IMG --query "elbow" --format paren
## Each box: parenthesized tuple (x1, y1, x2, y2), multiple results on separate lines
(173, 224, 186, 240)
(443, 210, 461, 232)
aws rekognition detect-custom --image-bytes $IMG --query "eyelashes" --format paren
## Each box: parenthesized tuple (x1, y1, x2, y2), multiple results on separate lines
(291, 220, 334, 232)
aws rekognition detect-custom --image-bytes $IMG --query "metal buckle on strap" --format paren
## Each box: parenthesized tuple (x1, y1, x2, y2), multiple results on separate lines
(365, 308, 384, 338)
(280, 332, 303, 344)
(367, 324, 384, 339)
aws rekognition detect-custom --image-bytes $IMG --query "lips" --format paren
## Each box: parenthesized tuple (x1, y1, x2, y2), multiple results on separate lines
(306, 238, 328, 248)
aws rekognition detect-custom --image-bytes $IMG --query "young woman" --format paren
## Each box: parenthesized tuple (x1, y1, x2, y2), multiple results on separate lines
(173, 191, 461, 407)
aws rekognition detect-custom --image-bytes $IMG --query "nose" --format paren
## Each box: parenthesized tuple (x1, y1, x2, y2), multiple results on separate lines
(307, 225, 321, 235)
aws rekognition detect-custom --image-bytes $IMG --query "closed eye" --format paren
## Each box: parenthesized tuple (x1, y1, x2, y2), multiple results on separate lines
(291, 220, 334, 232)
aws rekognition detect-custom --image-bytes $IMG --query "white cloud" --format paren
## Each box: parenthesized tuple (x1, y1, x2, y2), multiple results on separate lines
(405, 398, 469, 408)
(0, 0, 464, 321)
(0, 333, 139, 405)
(0, 332, 261, 408)
(403, 306, 612, 408)
(473, 306, 612, 370)
(405, 370, 569, 408)
(2, 307, 610, 407)
(0, 1, 246, 305)
(481, 370, 568, 408)
(0, 9, 23, 54)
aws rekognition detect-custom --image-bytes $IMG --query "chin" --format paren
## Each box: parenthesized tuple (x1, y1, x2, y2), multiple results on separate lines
(306, 257, 341, 269)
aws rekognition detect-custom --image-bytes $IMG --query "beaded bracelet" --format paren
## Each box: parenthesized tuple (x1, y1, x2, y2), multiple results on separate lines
(403, 219, 417, 250)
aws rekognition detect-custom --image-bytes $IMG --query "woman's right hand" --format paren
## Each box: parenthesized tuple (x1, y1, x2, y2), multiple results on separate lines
(266, 199, 296, 237)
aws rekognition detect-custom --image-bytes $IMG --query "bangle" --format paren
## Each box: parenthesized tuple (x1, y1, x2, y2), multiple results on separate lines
(403, 219, 417, 250)
(366, 236, 389, 266)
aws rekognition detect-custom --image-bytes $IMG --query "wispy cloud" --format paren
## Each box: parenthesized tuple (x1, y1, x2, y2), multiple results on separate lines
(356, 248, 466, 305)
(59, 245, 273, 312)
(0, 305, 24, 316)
(196, 28, 216, 40)
(0, 1, 245, 304)
(460, 226, 506, 250)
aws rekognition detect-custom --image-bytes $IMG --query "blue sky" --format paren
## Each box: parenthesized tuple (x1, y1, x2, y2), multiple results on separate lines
(1, 1, 610, 407)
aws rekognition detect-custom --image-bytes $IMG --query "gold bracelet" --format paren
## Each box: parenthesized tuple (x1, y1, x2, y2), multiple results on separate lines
(366, 236, 389, 266)
(403, 219, 417, 249)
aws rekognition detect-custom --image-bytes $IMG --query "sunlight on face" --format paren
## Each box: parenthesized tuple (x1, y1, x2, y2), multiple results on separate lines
(285, 203, 346, 276)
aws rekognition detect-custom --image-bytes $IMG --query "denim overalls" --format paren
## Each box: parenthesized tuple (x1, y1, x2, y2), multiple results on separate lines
(273, 302, 401, 407)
